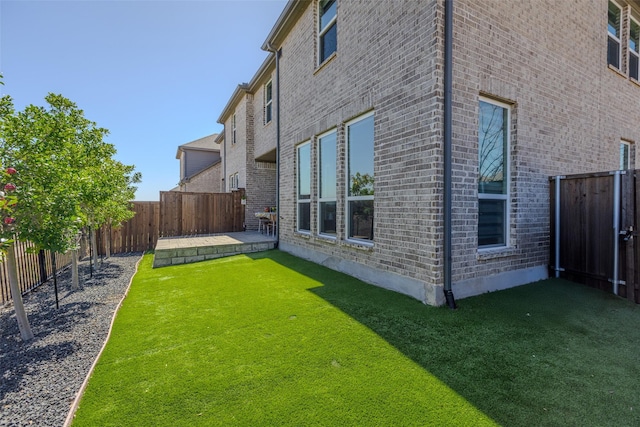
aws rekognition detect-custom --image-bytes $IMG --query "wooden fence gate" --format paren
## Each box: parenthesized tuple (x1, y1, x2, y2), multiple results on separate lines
(550, 170, 639, 303)
(158, 190, 245, 237)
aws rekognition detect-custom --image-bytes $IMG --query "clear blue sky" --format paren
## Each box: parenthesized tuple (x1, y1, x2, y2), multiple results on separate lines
(0, 0, 287, 201)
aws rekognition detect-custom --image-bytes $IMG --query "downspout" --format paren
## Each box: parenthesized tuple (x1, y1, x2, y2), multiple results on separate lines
(266, 44, 281, 248)
(554, 176, 562, 278)
(612, 170, 621, 295)
(443, 0, 456, 309)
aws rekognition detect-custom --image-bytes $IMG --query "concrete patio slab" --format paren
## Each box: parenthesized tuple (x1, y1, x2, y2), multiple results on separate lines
(153, 231, 277, 268)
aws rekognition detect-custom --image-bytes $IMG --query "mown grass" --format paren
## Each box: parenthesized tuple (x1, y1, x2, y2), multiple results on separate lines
(72, 251, 640, 426)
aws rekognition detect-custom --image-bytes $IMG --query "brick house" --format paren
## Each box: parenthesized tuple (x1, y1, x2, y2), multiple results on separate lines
(175, 134, 223, 193)
(218, 55, 278, 231)
(217, 0, 640, 305)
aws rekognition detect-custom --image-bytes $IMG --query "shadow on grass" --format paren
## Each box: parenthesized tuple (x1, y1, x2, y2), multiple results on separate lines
(247, 250, 640, 427)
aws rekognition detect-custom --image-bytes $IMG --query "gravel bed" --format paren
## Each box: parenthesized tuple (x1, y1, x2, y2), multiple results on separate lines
(0, 253, 142, 427)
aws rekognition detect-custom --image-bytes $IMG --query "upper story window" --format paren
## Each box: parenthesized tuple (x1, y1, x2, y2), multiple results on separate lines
(318, 0, 337, 64)
(608, 1, 622, 69)
(346, 112, 374, 242)
(630, 17, 640, 80)
(265, 81, 273, 124)
(478, 97, 511, 249)
(297, 142, 311, 233)
(232, 113, 237, 145)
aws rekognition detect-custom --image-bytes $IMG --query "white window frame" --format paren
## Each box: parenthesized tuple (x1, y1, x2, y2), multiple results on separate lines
(620, 141, 631, 170)
(228, 173, 239, 190)
(608, 0, 622, 69)
(264, 80, 273, 125)
(318, 0, 337, 65)
(345, 111, 375, 245)
(296, 141, 312, 233)
(478, 96, 511, 250)
(232, 113, 237, 145)
(630, 15, 640, 80)
(317, 129, 337, 239)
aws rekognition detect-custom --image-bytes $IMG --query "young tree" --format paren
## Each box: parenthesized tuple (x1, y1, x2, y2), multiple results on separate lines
(78, 157, 140, 274)
(0, 86, 140, 338)
(0, 75, 34, 340)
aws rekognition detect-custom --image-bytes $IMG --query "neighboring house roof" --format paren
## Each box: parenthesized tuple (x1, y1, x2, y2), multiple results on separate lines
(175, 134, 220, 159)
(176, 133, 222, 186)
(181, 159, 222, 184)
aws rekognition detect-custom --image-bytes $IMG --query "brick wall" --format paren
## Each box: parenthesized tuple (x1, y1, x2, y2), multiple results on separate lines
(275, 0, 443, 303)
(221, 81, 278, 230)
(181, 162, 222, 193)
(223, 94, 250, 193)
(449, 0, 640, 295)
(239, 0, 640, 304)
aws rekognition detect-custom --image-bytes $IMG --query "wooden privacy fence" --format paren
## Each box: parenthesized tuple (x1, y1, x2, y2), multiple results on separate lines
(0, 240, 82, 305)
(99, 201, 160, 254)
(97, 190, 245, 255)
(2, 191, 245, 304)
(550, 170, 639, 303)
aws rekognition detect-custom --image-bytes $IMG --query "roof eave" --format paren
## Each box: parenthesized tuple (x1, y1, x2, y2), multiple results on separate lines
(217, 83, 250, 124)
(248, 54, 276, 91)
(261, 0, 309, 51)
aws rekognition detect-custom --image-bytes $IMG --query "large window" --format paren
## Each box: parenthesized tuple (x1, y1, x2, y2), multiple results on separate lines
(608, 1, 622, 69)
(630, 18, 640, 80)
(265, 81, 273, 124)
(297, 142, 311, 232)
(318, 0, 337, 64)
(346, 113, 374, 242)
(478, 98, 510, 248)
(318, 130, 337, 237)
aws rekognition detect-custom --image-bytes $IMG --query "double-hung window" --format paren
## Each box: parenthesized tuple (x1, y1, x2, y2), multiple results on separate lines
(265, 81, 273, 124)
(318, 130, 337, 237)
(608, 1, 622, 69)
(478, 98, 510, 249)
(346, 112, 374, 242)
(297, 142, 311, 232)
(229, 173, 239, 190)
(630, 17, 640, 80)
(318, 0, 337, 64)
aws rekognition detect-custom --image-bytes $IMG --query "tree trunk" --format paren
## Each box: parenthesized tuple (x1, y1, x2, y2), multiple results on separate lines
(103, 226, 111, 258)
(71, 248, 79, 290)
(6, 242, 34, 341)
(91, 227, 99, 271)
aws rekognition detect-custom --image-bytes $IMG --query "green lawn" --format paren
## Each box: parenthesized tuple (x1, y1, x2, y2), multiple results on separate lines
(72, 251, 640, 427)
